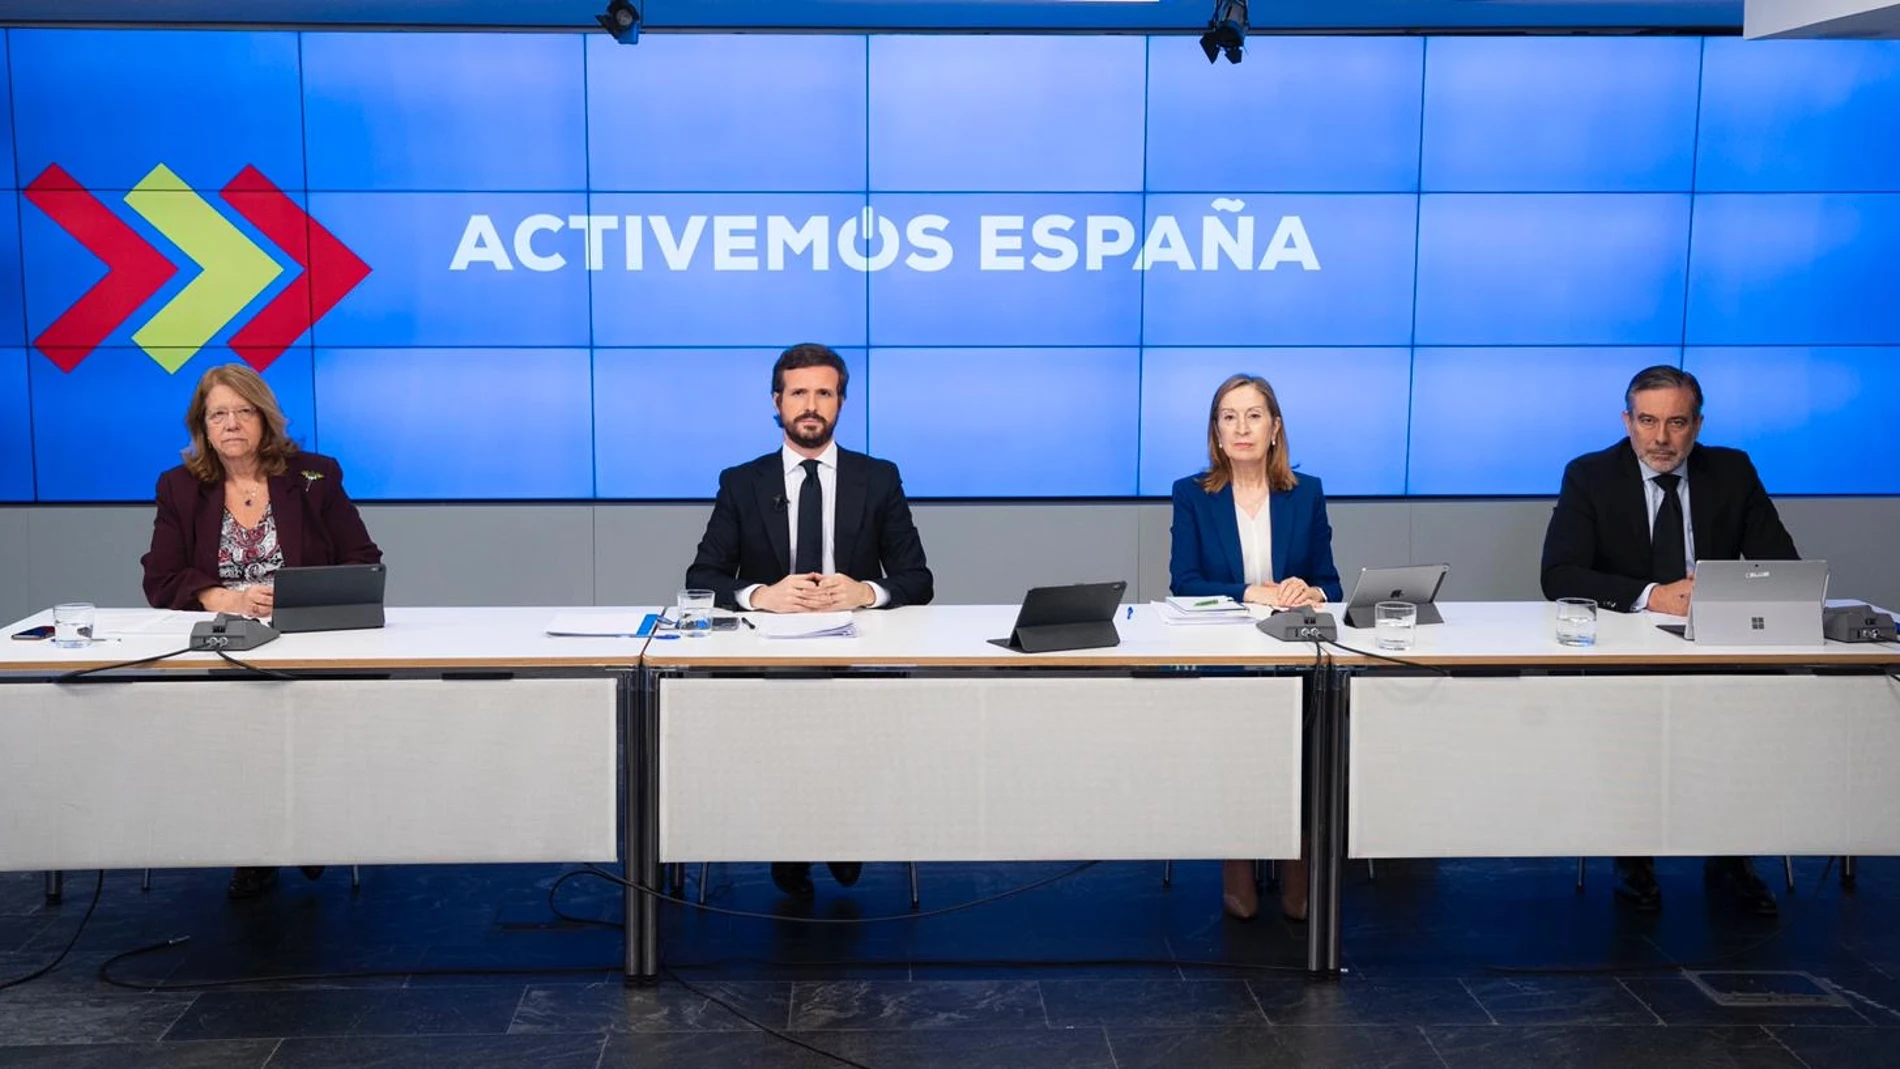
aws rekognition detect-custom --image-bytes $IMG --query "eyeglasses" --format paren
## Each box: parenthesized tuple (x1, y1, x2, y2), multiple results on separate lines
(205, 406, 260, 426)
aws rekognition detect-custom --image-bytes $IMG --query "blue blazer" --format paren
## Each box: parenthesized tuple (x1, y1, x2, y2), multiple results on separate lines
(1169, 474, 1343, 602)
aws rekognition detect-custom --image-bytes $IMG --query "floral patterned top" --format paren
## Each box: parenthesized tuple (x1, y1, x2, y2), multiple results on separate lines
(218, 506, 284, 588)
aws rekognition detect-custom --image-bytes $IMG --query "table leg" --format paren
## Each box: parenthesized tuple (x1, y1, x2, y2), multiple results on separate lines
(623, 668, 661, 983)
(43, 871, 62, 905)
(1305, 664, 1344, 977)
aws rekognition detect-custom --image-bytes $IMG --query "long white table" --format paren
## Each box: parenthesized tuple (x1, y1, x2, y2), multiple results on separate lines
(1339, 601, 1900, 970)
(0, 607, 640, 873)
(629, 603, 1318, 979)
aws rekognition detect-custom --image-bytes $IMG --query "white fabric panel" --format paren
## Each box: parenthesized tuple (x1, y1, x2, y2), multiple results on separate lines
(0, 677, 618, 870)
(1349, 674, 1900, 858)
(660, 676, 1301, 862)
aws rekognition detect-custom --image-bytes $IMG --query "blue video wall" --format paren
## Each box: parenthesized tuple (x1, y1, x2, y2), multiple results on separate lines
(3, 31, 1898, 502)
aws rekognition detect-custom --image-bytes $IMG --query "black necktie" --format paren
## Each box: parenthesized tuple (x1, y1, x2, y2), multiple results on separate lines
(1650, 472, 1687, 584)
(794, 458, 823, 574)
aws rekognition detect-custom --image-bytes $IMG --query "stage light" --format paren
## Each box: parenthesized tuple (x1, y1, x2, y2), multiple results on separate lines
(596, 0, 641, 45)
(1199, 0, 1247, 65)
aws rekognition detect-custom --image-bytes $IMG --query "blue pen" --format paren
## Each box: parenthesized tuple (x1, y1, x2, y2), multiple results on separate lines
(1125, 606, 1133, 620)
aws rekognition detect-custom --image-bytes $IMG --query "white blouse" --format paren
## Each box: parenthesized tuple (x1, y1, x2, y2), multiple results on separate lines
(1234, 498, 1274, 587)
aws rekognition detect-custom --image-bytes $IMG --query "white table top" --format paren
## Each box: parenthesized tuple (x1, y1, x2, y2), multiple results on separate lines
(645, 602, 1900, 670)
(0, 607, 661, 673)
(8, 602, 1894, 675)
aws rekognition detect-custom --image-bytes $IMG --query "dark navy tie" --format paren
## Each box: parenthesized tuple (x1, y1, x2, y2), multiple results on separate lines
(1650, 473, 1686, 584)
(794, 459, 823, 574)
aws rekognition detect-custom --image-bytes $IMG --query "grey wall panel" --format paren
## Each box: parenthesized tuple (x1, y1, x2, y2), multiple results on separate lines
(910, 503, 1143, 605)
(1136, 502, 1172, 603)
(15, 507, 152, 620)
(1409, 500, 1556, 602)
(356, 505, 596, 607)
(1329, 502, 1415, 597)
(0, 508, 30, 623)
(593, 503, 719, 605)
(5, 497, 1897, 627)
(1777, 499, 1900, 611)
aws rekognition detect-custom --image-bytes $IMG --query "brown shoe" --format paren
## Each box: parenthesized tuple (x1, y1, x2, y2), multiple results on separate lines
(1221, 859, 1258, 920)
(1280, 858, 1308, 922)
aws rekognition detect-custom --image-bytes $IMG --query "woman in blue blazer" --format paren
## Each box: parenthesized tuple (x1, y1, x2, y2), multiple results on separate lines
(1170, 373, 1342, 922)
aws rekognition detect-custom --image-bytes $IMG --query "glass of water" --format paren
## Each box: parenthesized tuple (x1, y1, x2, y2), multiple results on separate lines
(1374, 600, 1416, 652)
(675, 589, 715, 637)
(1555, 597, 1598, 647)
(52, 602, 95, 649)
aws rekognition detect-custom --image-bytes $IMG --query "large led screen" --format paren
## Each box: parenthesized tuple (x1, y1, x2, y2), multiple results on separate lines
(8, 31, 1899, 501)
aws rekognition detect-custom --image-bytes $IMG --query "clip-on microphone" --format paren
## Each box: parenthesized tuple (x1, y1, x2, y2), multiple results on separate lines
(1257, 609, 1339, 642)
(190, 613, 280, 651)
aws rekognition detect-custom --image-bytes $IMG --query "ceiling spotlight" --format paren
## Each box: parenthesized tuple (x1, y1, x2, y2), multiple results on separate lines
(596, 0, 641, 45)
(1199, 0, 1247, 65)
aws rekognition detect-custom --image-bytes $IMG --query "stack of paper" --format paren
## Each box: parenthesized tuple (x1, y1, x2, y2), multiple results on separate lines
(1156, 596, 1254, 626)
(753, 612, 859, 640)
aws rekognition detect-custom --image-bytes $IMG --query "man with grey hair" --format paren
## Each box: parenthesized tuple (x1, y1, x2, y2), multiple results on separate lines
(1539, 364, 1798, 915)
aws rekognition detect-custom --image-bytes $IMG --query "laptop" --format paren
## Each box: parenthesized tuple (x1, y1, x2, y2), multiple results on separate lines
(1341, 564, 1450, 628)
(1658, 559, 1826, 646)
(270, 564, 388, 634)
(988, 580, 1126, 654)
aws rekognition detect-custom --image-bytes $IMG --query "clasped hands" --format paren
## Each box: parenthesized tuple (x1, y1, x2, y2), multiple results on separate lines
(752, 572, 876, 613)
(205, 584, 274, 619)
(1242, 577, 1327, 610)
(1648, 577, 1694, 616)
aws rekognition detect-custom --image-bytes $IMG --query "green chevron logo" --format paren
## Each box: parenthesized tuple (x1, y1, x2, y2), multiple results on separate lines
(124, 164, 285, 372)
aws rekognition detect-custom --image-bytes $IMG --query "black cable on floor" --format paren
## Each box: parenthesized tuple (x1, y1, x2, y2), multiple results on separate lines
(663, 963, 874, 1069)
(0, 871, 105, 991)
(96, 937, 617, 992)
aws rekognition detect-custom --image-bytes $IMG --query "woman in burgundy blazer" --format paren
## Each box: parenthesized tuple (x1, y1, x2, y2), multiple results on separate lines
(139, 363, 381, 899)
(141, 366, 381, 613)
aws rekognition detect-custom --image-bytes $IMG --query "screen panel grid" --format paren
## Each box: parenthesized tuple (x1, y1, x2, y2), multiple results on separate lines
(7, 31, 1899, 501)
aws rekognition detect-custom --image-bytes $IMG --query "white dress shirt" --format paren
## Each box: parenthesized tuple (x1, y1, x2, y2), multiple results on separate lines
(1633, 454, 1696, 612)
(736, 441, 890, 610)
(1235, 498, 1274, 587)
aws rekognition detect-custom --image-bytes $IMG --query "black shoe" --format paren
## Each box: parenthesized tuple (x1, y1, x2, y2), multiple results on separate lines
(1613, 858, 1662, 912)
(1705, 857, 1779, 916)
(827, 862, 863, 887)
(771, 862, 815, 901)
(298, 866, 326, 881)
(227, 867, 279, 900)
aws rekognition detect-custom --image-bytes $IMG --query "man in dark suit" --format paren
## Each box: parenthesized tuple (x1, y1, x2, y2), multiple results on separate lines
(686, 342, 934, 899)
(1541, 365, 1798, 916)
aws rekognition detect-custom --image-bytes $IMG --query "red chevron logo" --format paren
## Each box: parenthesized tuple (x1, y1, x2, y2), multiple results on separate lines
(25, 164, 178, 373)
(222, 165, 372, 372)
(25, 163, 370, 373)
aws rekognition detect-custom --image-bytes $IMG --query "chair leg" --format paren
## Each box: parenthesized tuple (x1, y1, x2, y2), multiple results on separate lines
(350, 866, 361, 891)
(698, 862, 711, 905)
(141, 869, 152, 892)
(908, 862, 920, 911)
(1252, 859, 1263, 888)
(43, 871, 62, 904)
(1161, 860, 1173, 889)
(1266, 859, 1279, 889)
(1784, 856, 1796, 892)
(1842, 856, 1858, 890)
(1365, 859, 1377, 882)
(668, 863, 685, 896)
(1576, 858, 1587, 893)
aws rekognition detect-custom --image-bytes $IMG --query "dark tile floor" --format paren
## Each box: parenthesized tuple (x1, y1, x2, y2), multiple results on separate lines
(1, 856, 1897, 1067)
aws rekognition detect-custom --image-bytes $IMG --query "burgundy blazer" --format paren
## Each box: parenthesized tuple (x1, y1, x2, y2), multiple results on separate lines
(140, 451, 383, 610)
